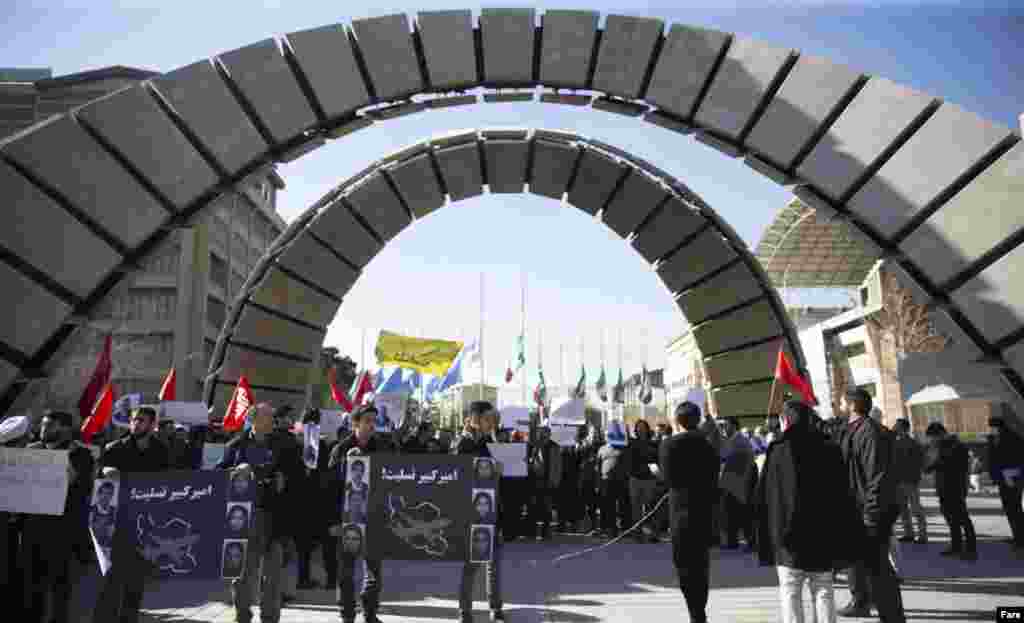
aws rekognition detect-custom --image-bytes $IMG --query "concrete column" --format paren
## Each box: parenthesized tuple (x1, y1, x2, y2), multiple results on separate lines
(173, 224, 211, 402)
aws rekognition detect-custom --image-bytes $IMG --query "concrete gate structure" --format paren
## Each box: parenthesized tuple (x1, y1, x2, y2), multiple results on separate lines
(1, 10, 1021, 422)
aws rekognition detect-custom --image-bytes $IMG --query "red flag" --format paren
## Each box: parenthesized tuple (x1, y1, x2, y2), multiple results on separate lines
(81, 382, 115, 443)
(78, 334, 112, 424)
(505, 366, 513, 383)
(774, 347, 818, 406)
(223, 376, 254, 432)
(158, 368, 176, 402)
(328, 367, 354, 412)
(351, 371, 374, 408)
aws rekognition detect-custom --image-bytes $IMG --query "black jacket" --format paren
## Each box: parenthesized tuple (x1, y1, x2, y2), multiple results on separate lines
(99, 434, 170, 474)
(328, 433, 392, 526)
(452, 430, 492, 458)
(755, 427, 860, 571)
(835, 416, 901, 531)
(626, 437, 659, 481)
(658, 431, 719, 545)
(924, 434, 969, 500)
(218, 431, 304, 539)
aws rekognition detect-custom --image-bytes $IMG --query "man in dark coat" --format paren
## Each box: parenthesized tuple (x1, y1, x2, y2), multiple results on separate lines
(834, 389, 905, 622)
(923, 422, 976, 560)
(659, 401, 720, 623)
(22, 410, 94, 623)
(756, 401, 860, 623)
(217, 403, 303, 623)
(296, 411, 337, 590)
(328, 405, 390, 623)
(987, 414, 1024, 549)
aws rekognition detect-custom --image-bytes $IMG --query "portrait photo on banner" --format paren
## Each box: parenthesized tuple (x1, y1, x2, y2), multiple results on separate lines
(473, 457, 496, 481)
(345, 456, 371, 524)
(340, 523, 365, 557)
(471, 489, 496, 524)
(221, 539, 247, 579)
(89, 479, 119, 547)
(225, 502, 251, 536)
(470, 524, 493, 563)
(228, 470, 252, 500)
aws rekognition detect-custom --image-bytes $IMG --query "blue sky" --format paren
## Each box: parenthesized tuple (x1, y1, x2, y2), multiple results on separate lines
(4, 1, 1021, 390)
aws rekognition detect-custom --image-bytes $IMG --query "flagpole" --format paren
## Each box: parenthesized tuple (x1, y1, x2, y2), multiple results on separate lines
(479, 271, 485, 402)
(521, 271, 527, 407)
(559, 341, 565, 399)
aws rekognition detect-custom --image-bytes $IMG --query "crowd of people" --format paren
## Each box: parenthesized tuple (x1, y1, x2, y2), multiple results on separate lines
(1, 387, 1023, 623)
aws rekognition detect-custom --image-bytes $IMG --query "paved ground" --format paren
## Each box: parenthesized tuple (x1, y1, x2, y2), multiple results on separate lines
(68, 489, 1024, 622)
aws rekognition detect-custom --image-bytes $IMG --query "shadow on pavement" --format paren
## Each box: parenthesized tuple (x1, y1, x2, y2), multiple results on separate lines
(901, 609, 994, 621)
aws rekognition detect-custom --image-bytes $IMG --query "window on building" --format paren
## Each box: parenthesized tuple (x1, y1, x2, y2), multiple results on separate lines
(209, 253, 227, 291)
(207, 295, 226, 331)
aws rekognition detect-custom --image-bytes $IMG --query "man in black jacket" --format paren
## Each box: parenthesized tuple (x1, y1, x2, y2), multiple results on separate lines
(626, 419, 661, 542)
(659, 401, 719, 623)
(835, 389, 905, 622)
(218, 403, 303, 623)
(22, 410, 94, 623)
(987, 414, 1024, 548)
(756, 401, 860, 623)
(328, 405, 390, 623)
(93, 405, 171, 623)
(924, 422, 977, 560)
(296, 410, 337, 590)
(454, 401, 506, 622)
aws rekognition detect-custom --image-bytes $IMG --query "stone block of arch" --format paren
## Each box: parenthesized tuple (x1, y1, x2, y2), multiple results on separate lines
(435, 141, 484, 201)
(704, 340, 796, 388)
(216, 39, 318, 146)
(657, 229, 739, 293)
(675, 263, 765, 327)
(0, 261, 72, 359)
(691, 299, 782, 357)
(352, 14, 424, 101)
(284, 24, 370, 121)
(567, 148, 625, 216)
(0, 161, 121, 300)
(528, 138, 579, 200)
(602, 168, 670, 239)
(248, 266, 341, 329)
(386, 152, 446, 218)
(591, 15, 663, 100)
(220, 343, 316, 390)
(416, 10, 478, 91)
(479, 8, 536, 85)
(713, 380, 775, 418)
(693, 36, 794, 141)
(538, 10, 599, 89)
(231, 304, 324, 361)
(952, 242, 1024, 345)
(2, 115, 168, 249)
(344, 172, 411, 242)
(76, 85, 219, 210)
(306, 200, 381, 269)
(645, 24, 730, 120)
(631, 196, 708, 264)
(275, 233, 358, 302)
(483, 138, 530, 194)
(149, 60, 268, 175)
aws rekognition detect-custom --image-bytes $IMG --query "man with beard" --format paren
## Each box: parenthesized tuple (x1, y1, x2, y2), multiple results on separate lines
(21, 411, 94, 623)
(218, 403, 304, 623)
(454, 401, 506, 622)
(93, 406, 171, 623)
(659, 402, 719, 623)
(328, 405, 389, 623)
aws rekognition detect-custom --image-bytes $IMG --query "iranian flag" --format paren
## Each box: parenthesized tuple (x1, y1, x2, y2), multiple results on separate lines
(223, 376, 254, 432)
(533, 368, 548, 406)
(772, 346, 818, 407)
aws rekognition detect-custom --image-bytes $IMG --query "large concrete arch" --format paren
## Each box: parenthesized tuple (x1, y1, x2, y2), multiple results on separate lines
(1, 9, 1021, 419)
(202, 128, 808, 417)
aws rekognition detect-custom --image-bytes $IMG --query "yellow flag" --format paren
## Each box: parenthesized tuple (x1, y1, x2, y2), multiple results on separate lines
(374, 331, 464, 376)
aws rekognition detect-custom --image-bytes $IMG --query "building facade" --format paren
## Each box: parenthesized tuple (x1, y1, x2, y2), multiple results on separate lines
(436, 383, 498, 431)
(1, 67, 286, 422)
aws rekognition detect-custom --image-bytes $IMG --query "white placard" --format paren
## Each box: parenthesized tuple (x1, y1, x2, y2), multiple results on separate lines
(202, 443, 226, 470)
(160, 401, 209, 426)
(0, 448, 69, 515)
(549, 397, 585, 425)
(320, 410, 350, 440)
(489, 442, 528, 477)
(500, 406, 531, 432)
(550, 423, 578, 447)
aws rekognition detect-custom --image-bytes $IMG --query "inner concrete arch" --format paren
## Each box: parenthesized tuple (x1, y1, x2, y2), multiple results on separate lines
(1, 9, 1022, 421)
(201, 128, 807, 418)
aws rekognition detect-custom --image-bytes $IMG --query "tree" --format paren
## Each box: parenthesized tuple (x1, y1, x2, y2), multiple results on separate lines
(318, 348, 358, 407)
(865, 267, 949, 357)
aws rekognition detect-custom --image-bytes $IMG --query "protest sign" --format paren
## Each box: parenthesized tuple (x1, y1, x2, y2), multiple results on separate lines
(160, 401, 210, 427)
(0, 447, 69, 515)
(356, 455, 495, 562)
(549, 423, 578, 447)
(202, 443, 226, 470)
(489, 443, 528, 477)
(549, 397, 585, 425)
(500, 406, 530, 432)
(96, 470, 256, 579)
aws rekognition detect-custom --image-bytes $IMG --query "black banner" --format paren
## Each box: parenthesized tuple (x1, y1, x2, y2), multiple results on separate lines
(345, 454, 498, 562)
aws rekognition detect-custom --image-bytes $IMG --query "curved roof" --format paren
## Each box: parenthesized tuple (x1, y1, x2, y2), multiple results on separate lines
(1, 9, 1023, 421)
(755, 198, 880, 288)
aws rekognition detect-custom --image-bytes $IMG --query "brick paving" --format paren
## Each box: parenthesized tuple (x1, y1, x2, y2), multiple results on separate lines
(67, 490, 1024, 622)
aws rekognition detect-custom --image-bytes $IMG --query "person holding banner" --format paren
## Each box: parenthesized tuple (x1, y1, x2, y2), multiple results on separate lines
(218, 403, 303, 623)
(21, 410, 94, 623)
(454, 401, 506, 623)
(328, 405, 388, 623)
(93, 405, 171, 623)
